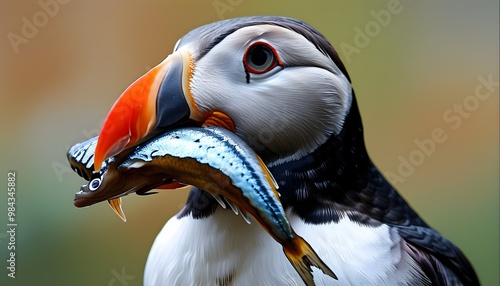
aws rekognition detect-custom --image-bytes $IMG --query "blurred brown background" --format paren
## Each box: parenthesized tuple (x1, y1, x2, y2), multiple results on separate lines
(0, 1, 498, 285)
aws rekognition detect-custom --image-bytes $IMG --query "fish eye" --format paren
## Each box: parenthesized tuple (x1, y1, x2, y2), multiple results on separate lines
(88, 177, 102, 192)
(243, 42, 282, 74)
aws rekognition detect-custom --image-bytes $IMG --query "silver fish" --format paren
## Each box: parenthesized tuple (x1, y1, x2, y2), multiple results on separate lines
(68, 126, 336, 285)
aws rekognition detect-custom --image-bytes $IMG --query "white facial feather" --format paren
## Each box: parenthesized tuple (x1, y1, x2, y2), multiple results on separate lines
(190, 25, 352, 164)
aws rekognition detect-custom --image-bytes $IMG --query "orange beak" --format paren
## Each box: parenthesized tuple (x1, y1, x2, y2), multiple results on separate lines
(94, 51, 193, 171)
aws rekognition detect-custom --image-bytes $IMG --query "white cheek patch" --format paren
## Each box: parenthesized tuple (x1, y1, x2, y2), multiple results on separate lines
(233, 67, 351, 165)
(173, 38, 181, 52)
(189, 25, 353, 163)
(189, 31, 247, 110)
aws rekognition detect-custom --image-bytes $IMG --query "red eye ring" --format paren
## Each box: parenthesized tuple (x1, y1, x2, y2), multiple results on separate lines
(243, 41, 283, 74)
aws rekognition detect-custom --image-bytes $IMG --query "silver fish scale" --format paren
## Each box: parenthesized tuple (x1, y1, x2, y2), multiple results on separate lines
(72, 138, 96, 170)
(124, 127, 293, 241)
(68, 136, 112, 177)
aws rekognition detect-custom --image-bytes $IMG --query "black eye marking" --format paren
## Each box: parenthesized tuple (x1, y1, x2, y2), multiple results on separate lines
(244, 60, 250, 84)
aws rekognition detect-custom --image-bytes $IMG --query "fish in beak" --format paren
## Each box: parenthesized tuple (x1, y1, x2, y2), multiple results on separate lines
(89, 46, 236, 213)
(68, 126, 336, 285)
(93, 48, 236, 171)
(68, 135, 184, 221)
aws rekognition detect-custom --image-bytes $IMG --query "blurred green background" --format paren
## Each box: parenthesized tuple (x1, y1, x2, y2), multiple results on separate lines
(0, 0, 498, 285)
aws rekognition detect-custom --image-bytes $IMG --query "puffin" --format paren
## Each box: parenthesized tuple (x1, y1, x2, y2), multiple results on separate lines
(91, 16, 479, 285)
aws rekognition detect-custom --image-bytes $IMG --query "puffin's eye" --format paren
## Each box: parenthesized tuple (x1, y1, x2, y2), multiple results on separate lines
(88, 177, 102, 192)
(243, 42, 282, 74)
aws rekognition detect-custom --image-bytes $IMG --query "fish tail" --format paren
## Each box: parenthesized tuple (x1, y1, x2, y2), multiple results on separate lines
(283, 235, 337, 286)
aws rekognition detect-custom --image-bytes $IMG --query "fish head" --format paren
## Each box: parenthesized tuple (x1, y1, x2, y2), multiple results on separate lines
(73, 157, 174, 208)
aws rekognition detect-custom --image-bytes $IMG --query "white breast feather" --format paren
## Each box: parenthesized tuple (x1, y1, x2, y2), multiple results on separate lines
(144, 208, 426, 286)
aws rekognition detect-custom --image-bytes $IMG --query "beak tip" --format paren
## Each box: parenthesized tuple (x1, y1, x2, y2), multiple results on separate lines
(94, 132, 131, 172)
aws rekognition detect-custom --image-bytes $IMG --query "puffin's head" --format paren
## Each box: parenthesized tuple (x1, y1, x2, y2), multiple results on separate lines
(94, 16, 353, 170)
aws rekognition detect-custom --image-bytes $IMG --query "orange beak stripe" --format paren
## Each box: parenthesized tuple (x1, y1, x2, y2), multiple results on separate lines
(93, 57, 171, 171)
